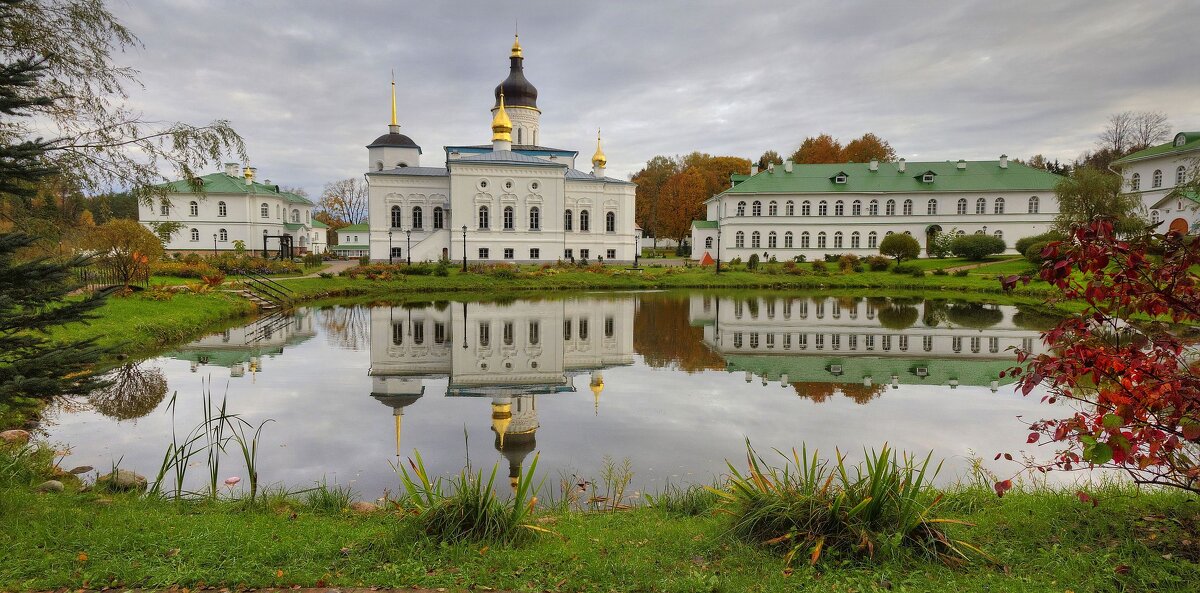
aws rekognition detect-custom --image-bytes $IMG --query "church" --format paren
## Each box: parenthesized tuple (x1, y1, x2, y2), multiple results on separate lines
(363, 36, 638, 263)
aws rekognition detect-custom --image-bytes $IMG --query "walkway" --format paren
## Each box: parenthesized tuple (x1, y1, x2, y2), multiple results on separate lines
(942, 256, 1023, 274)
(274, 259, 358, 280)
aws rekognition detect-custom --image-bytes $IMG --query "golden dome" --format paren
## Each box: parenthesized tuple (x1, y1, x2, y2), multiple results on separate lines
(491, 401, 513, 447)
(511, 34, 522, 58)
(492, 92, 512, 142)
(591, 128, 607, 168)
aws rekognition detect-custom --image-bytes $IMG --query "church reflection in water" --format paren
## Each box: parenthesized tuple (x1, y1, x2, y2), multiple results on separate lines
(167, 309, 318, 379)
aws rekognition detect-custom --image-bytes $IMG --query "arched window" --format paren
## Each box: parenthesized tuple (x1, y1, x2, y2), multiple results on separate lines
(801, 200, 811, 216)
(190, 228, 199, 241)
(1130, 173, 1141, 191)
(376, 161, 383, 172)
(189, 201, 198, 216)
(902, 199, 913, 216)
(219, 228, 228, 241)
(767, 231, 777, 248)
(850, 231, 860, 248)
(412, 206, 423, 229)
(580, 209, 590, 231)
(218, 201, 227, 217)
(834, 200, 844, 216)
(993, 197, 1005, 214)
(926, 199, 936, 215)
(306, 211, 310, 223)
(735, 231, 745, 248)
(433, 206, 444, 229)
(851, 200, 862, 216)
(956, 198, 967, 215)
(1152, 169, 1163, 188)
(976, 197, 986, 214)
(993, 229, 1003, 240)
(818, 200, 828, 216)
(784, 231, 793, 247)
(956, 229, 966, 237)
(517, 128, 522, 144)
(503, 206, 514, 230)
(605, 211, 616, 232)
(705, 236, 713, 249)
(260, 203, 269, 218)
(391, 205, 402, 228)
(530, 206, 541, 230)
(868, 200, 879, 216)
(564, 209, 573, 231)
(768, 201, 778, 216)
(1151, 209, 1162, 224)
(833, 231, 843, 248)
(291, 209, 299, 223)
(800, 232, 810, 248)
(478, 205, 490, 229)
(1028, 196, 1039, 214)
(736, 201, 746, 216)
(885, 199, 896, 216)
(751, 231, 761, 248)
(867, 231, 878, 248)
(752, 201, 762, 216)
(1177, 166, 1187, 186)
(817, 231, 827, 249)
(160, 201, 169, 216)
(785, 200, 795, 215)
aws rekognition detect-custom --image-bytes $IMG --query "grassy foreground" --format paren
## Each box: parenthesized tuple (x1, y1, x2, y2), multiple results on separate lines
(1, 474, 1196, 592)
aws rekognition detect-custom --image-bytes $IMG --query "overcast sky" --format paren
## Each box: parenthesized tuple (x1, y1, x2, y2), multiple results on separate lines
(110, 0, 1199, 197)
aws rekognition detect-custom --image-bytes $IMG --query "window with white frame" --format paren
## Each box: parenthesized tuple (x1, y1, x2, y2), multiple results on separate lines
(976, 197, 987, 214)
(818, 200, 828, 216)
(800, 231, 810, 248)
(1153, 169, 1163, 188)
(852, 200, 862, 216)
(851, 231, 860, 248)
(902, 199, 913, 215)
(218, 201, 227, 217)
(735, 231, 744, 248)
(751, 231, 761, 248)
(801, 200, 811, 216)
(994, 197, 1005, 214)
(412, 206, 423, 229)
(478, 205, 490, 229)
(159, 201, 169, 216)
(768, 201, 778, 216)
(564, 209, 573, 231)
(736, 201, 746, 216)
(767, 231, 777, 248)
(190, 228, 199, 241)
(885, 199, 896, 216)
(580, 210, 590, 231)
(1130, 173, 1141, 191)
(834, 200, 844, 216)
(218, 228, 227, 241)
(817, 231, 826, 249)
(869, 200, 879, 215)
(260, 203, 269, 218)
(752, 201, 762, 216)
(705, 237, 713, 249)
(605, 211, 615, 232)
(189, 201, 198, 216)
(957, 198, 968, 214)
(927, 199, 936, 215)
(391, 205, 402, 228)
(1028, 196, 1039, 213)
(433, 207, 444, 229)
(867, 231, 878, 248)
(1177, 166, 1187, 186)
(528, 206, 540, 230)
(503, 206, 514, 230)
(833, 231, 843, 249)
(785, 200, 795, 215)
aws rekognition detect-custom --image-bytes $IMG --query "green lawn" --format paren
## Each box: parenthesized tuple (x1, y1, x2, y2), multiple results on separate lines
(970, 258, 1039, 276)
(47, 291, 253, 353)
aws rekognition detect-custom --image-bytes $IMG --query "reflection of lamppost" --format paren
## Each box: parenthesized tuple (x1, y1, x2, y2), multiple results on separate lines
(388, 231, 393, 264)
(462, 301, 468, 350)
(406, 228, 412, 265)
(716, 227, 722, 274)
(461, 225, 467, 272)
(213, 233, 218, 256)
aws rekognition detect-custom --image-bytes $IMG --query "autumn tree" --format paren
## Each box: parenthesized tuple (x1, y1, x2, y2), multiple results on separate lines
(1053, 167, 1143, 236)
(789, 134, 843, 164)
(681, 152, 751, 197)
(656, 167, 709, 246)
(633, 294, 725, 372)
(318, 177, 369, 225)
(631, 155, 680, 248)
(756, 150, 782, 170)
(84, 218, 162, 288)
(842, 133, 896, 163)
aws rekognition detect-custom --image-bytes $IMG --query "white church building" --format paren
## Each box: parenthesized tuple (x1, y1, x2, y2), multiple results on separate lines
(363, 35, 637, 263)
(1112, 130, 1200, 234)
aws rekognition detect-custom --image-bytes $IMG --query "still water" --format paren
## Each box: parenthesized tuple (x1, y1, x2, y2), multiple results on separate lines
(42, 292, 1065, 498)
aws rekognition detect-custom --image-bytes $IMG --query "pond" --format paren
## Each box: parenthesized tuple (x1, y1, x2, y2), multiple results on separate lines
(40, 292, 1068, 499)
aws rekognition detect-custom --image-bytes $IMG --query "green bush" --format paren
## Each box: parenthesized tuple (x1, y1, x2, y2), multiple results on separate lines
(1024, 241, 1052, 264)
(811, 260, 828, 273)
(747, 253, 760, 271)
(837, 253, 860, 273)
(879, 233, 921, 263)
(953, 269, 970, 277)
(1014, 231, 1064, 256)
(891, 263, 921, 275)
(932, 268, 949, 276)
(151, 261, 219, 279)
(865, 255, 891, 271)
(949, 234, 1006, 260)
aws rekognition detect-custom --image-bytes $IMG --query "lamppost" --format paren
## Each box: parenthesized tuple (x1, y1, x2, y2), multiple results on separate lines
(461, 225, 468, 272)
(715, 228, 722, 274)
(213, 233, 218, 256)
(388, 230, 393, 264)
(406, 228, 412, 265)
(633, 232, 639, 269)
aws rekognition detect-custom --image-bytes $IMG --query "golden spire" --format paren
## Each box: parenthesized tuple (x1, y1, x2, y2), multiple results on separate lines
(590, 374, 604, 415)
(390, 69, 398, 127)
(491, 401, 513, 447)
(394, 412, 402, 458)
(591, 128, 607, 169)
(492, 91, 512, 142)
(511, 32, 522, 58)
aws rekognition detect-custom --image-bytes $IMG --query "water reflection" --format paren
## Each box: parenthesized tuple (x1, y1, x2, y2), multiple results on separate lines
(168, 310, 317, 378)
(88, 363, 169, 420)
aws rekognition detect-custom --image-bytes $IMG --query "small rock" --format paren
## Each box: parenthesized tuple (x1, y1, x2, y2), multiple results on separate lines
(68, 465, 94, 475)
(349, 501, 379, 513)
(97, 469, 147, 492)
(0, 429, 31, 444)
(36, 480, 64, 493)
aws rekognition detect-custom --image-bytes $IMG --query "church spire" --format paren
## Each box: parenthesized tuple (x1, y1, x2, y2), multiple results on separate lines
(388, 70, 400, 134)
(591, 129, 607, 177)
(491, 91, 513, 150)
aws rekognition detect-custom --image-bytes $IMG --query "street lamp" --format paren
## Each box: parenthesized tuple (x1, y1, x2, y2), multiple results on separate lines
(388, 230, 393, 264)
(715, 228, 722, 274)
(461, 225, 468, 272)
(213, 233, 217, 256)
(406, 228, 411, 265)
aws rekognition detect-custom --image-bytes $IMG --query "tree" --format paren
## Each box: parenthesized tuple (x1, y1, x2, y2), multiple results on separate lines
(842, 133, 896, 163)
(878, 233, 920, 263)
(949, 234, 1005, 260)
(87, 362, 167, 420)
(1054, 167, 1143, 236)
(999, 220, 1200, 494)
(756, 150, 782, 169)
(631, 155, 680, 247)
(318, 177, 368, 225)
(656, 168, 709, 246)
(84, 218, 162, 288)
(789, 134, 843, 164)
(928, 230, 955, 258)
(1098, 111, 1171, 155)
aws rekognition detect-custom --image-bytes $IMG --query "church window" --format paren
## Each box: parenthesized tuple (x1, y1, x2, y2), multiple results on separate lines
(818, 200, 828, 216)
(605, 316, 615, 338)
(529, 321, 540, 345)
(190, 228, 199, 241)
(218, 201, 227, 217)
(564, 209, 573, 231)
(434, 322, 446, 344)
(433, 206, 444, 229)
(261, 203, 269, 218)
(784, 231, 793, 248)
(752, 201, 762, 216)
(994, 229, 1003, 240)
(392, 323, 403, 345)
(503, 206, 514, 230)
(219, 228, 227, 242)
(850, 231, 860, 248)
(563, 319, 572, 340)
(768, 201, 778, 216)
(817, 231, 826, 249)
(291, 209, 300, 223)
(833, 231, 843, 249)
(834, 200, 844, 216)
(391, 205, 402, 228)
(989, 337, 1000, 354)
(851, 200, 862, 216)
(529, 206, 540, 230)
(751, 231, 761, 248)
(902, 199, 913, 215)
(503, 321, 514, 346)
(704, 236, 713, 249)
(412, 206, 423, 229)
(735, 231, 744, 248)
(971, 337, 981, 353)
(957, 198, 968, 215)
(1152, 209, 1161, 224)
(478, 206, 490, 229)
(1130, 173, 1141, 191)
(1153, 169, 1163, 188)
(736, 201, 746, 216)
(189, 201, 198, 216)
(994, 197, 1005, 214)
(926, 199, 936, 215)
(160, 201, 169, 216)
(956, 229, 966, 237)
(801, 200, 811, 216)
(768, 231, 777, 248)
(579, 318, 589, 340)
(924, 335, 933, 352)
(867, 231, 878, 248)
(868, 200, 879, 216)
(800, 231, 810, 248)
(517, 128, 522, 144)
(479, 322, 490, 347)
(580, 210, 590, 231)
(1177, 166, 1187, 186)
(785, 200, 795, 215)
(606, 211, 616, 232)
(976, 197, 987, 214)
(885, 199, 896, 216)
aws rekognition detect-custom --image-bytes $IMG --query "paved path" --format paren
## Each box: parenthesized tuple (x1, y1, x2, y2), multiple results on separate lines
(942, 256, 1023, 274)
(274, 260, 357, 280)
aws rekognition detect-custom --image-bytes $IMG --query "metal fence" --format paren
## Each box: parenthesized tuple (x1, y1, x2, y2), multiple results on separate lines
(74, 263, 149, 292)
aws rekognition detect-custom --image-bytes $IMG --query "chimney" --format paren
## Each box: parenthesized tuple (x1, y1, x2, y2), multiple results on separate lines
(897, 158, 906, 173)
(869, 159, 879, 172)
(224, 162, 239, 176)
(956, 160, 966, 170)
(783, 159, 793, 173)
(999, 154, 1008, 169)
(750, 164, 759, 175)
(767, 163, 775, 173)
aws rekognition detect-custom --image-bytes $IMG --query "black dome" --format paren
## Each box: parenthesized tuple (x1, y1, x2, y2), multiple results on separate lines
(494, 55, 537, 109)
(367, 132, 420, 149)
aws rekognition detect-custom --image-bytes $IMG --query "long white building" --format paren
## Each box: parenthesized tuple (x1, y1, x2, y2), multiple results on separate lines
(1112, 130, 1200, 233)
(363, 36, 638, 264)
(690, 158, 1063, 262)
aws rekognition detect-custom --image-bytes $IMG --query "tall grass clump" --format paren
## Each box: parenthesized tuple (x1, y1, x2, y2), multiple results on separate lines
(303, 478, 355, 513)
(709, 441, 988, 567)
(647, 480, 720, 516)
(396, 450, 551, 543)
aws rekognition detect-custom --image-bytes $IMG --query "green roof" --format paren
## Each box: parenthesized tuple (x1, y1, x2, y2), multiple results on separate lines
(311, 219, 329, 228)
(162, 172, 314, 205)
(283, 222, 306, 231)
(716, 160, 1062, 197)
(339, 223, 369, 232)
(1113, 132, 1200, 165)
(724, 354, 1015, 387)
(693, 220, 718, 229)
(332, 244, 368, 251)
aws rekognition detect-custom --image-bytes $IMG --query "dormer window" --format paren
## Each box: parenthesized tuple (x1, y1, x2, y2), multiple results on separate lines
(830, 171, 849, 184)
(916, 171, 937, 183)
(1176, 133, 1188, 147)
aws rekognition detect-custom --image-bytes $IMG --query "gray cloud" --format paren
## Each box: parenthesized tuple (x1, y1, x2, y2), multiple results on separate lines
(109, 0, 1199, 197)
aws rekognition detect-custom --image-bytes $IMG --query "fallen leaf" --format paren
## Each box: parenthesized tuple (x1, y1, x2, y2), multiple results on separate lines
(165, 548, 180, 558)
(275, 570, 283, 578)
(77, 552, 88, 562)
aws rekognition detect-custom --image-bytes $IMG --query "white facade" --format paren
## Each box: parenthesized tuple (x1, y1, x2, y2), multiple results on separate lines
(138, 163, 316, 253)
(309, 223, 328, 255)
(1113, 131, 1200, 233)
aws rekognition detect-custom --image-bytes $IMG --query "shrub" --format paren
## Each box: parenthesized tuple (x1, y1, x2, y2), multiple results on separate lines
(747, 253, 760, 270)
(151, 261, 220, 279)
(317, 272, 333, 279)
(953, 269, 969, 277)
(837, 253, 860, 273)
(891, 263, 920, 275)
(865, 255, 891, 271)
(928, 231, 955, 258)
(1024, 241, 1052, 264)
(949, 234, 1006, 260)
(1014, 231, 1064, 256)
(879, 233, 921, 263)
(851, 264, 864, 273)
(793, 254, 807, 263)
(932, 268, 949, 276)
(782, 260, 797, 272)
(730, 256, 742, 266)
(909, 267, 925, 277)
(810, 260, 828, 273)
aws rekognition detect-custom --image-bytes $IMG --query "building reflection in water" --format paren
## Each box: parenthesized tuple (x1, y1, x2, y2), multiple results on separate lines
(167, 310, 317, 380)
